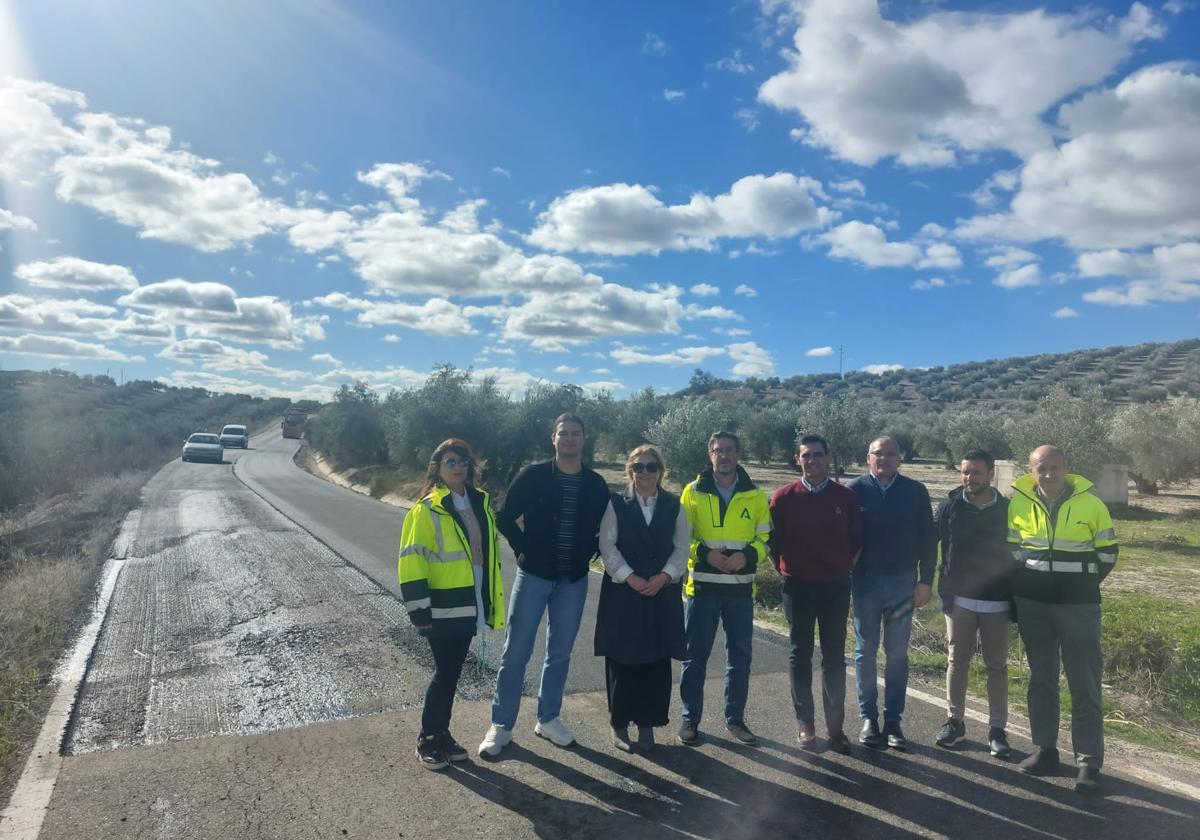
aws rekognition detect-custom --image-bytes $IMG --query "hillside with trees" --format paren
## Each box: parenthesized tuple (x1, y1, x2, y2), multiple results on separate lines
(0, 369, 294, 512)
(303, 339, 1200, 497)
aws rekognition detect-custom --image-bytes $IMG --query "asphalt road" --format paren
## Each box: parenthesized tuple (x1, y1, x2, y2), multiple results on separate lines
(4, 428, 1198, 840)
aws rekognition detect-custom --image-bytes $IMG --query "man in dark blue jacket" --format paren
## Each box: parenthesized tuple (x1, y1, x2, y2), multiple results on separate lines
(848, 435, 936, 750)
(933, 450, 1014, 759)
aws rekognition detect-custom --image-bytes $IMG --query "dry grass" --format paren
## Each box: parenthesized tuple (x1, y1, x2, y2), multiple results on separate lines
(0, 474, 143, 794)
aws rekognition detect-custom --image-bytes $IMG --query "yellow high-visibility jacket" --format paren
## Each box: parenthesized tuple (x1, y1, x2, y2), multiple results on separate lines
(398, 484, 505, 637)
(1008, 473, 1118, 604)
(681, 467, 771, 598)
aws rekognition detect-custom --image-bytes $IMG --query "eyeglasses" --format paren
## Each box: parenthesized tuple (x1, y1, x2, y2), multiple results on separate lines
(631, 462, 661, 474)
(442, 458, 472, 469)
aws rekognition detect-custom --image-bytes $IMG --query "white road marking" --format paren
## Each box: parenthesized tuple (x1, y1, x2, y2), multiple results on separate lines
(0, 554, 127, 840)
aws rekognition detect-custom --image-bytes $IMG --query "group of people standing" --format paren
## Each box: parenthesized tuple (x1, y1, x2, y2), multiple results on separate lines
(397, 414, 1118, 796)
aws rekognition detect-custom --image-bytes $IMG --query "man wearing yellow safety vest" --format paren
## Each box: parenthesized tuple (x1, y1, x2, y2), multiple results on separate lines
(677, 431, 771, 747)
(1009, 445, 1118, 795)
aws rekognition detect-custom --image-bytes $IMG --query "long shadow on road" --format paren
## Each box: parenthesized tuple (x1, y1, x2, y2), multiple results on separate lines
(448, 741, 917, 839)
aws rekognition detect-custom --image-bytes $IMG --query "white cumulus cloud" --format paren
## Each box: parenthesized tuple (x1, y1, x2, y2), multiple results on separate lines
(527, 173, 831, 256)
(15, 257, 138, 291)
(805, 346, 834, 357)
(758, 0, 1162, 167)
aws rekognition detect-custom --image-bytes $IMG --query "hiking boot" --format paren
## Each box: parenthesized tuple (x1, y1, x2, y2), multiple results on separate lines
(416, 734, 448, 771)
(797, 723, 817, 749)
(1075, 766, 1102, 795)
(988, 727, 1013, 760)
(726, 720, 758, 746)
(677, 720, 700, 746)
(478, 724, 513, 757)
(612, 726, 633, 753)
(883, 720, 909, 751)
(828, 732, 852, 755)
(442, 731, 469, 762)
(636, 726, 656, 753)
(534, 717, 576, 747)
(1019, 746, 1061, 776)
(859, 718, 885, 749)
(936, 718, 966, 748)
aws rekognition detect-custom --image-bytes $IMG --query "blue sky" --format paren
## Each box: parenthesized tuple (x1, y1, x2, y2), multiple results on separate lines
(1, 0, 1198, 400)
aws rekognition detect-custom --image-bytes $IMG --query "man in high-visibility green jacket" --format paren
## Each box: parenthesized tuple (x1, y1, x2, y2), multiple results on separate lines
(676, 431, 771, 747)
(1008, 445, 1118, 794)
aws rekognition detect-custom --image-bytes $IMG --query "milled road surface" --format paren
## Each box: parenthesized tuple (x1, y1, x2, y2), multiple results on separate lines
(6, 429, 1199, 839)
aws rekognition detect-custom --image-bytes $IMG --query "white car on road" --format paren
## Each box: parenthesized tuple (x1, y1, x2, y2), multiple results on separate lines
(219, 424, 250, 448)
(182, 433, 224, 463)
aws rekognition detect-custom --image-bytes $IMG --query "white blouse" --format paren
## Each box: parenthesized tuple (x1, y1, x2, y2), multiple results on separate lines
(598, 492, 690, 584)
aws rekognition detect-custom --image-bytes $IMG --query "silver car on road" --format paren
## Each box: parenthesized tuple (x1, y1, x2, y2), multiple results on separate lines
(182, 433, 224, 463)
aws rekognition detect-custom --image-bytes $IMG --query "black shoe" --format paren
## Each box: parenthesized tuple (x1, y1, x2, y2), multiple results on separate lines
(827, 732, 852, 755)
(677, 720, 700, 746)
(988, 727, 1013, 760)
(935, 718, 966, 748)
(859, 718, 885, 749)
(416, 734, 448, 771)
(441, 731, 469, 762)
(1019, 746, 1061, 776)
(1074, 766, 1102, 794)
(726, 720, 758, 746)
(883, 720, 909, 751)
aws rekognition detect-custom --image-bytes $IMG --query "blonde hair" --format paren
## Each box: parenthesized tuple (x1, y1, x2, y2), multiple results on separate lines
(625, 444, 667, 488)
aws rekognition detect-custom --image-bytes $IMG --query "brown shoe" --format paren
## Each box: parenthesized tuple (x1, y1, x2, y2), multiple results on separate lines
(797, 724, 817, 749)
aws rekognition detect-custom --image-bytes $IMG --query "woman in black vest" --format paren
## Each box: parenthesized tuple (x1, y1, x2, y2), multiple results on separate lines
(595, 444, 689, 752)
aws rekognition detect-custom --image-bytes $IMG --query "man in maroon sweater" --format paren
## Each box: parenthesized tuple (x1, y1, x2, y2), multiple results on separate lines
(770, 433, 862, 754)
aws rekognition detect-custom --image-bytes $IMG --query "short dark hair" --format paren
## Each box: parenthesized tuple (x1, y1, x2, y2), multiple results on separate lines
(552, 412, 586, 436)
(797, 433, 829, 454)
(962, 449, 995, 471)
(708, 430, 740, 452)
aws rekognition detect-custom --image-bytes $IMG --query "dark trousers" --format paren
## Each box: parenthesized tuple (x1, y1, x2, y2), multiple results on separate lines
(421, 633, 472, 737)
(605, 657, 672, 729)
(783, 578, 851, 735)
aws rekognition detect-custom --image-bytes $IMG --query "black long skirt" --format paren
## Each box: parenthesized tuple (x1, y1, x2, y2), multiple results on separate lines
(605, 656, 672, 728)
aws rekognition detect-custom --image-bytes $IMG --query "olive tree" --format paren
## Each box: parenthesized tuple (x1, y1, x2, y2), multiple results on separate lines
(1003, 385, 1112, 480)
(646, 398, 739, 487)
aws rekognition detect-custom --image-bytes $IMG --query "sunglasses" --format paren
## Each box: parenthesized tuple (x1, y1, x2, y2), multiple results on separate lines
(631, 462, 661, 474)
(442, 457, 472, 469)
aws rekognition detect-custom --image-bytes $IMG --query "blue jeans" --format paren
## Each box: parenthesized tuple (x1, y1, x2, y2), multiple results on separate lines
(679, 594, 753, 726)
(490, 569, 589, 729)
(852, 572, 915, 723)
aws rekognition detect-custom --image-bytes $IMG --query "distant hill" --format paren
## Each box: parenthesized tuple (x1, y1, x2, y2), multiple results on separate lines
(689, 338, 1200, 406)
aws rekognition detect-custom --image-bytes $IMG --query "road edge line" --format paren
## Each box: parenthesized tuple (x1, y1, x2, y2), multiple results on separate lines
(0, 544, 129, 840)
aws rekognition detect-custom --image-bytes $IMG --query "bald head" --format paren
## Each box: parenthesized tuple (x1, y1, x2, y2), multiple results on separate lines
(1029, 445, 1067, 499)
(867, 435, 901, 482)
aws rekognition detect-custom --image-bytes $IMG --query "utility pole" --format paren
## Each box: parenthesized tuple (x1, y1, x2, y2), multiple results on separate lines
(839, 345, 844, 379)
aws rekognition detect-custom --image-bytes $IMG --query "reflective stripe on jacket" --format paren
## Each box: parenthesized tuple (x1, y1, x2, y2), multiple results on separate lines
(681, 466, 771, 598)
(398, 485, 505, 636)
(1007, 473, 1118, 604)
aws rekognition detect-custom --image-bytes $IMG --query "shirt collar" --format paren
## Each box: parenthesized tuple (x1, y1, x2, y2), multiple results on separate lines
(868, 472, 896, 491)
(801, 476, 829, 493)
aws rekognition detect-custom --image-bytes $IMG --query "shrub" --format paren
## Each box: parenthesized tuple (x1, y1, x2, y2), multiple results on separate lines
(646, 399, 739, 486)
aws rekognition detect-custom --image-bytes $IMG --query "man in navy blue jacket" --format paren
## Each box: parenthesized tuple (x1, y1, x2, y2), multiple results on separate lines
(848, 435, 936, 750)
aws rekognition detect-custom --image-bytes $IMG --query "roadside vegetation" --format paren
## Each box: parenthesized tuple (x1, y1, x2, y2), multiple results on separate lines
(0, 369, 294, 790)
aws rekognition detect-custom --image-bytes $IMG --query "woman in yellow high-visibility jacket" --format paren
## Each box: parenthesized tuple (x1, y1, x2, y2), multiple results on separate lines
(399, 438, 504, 771)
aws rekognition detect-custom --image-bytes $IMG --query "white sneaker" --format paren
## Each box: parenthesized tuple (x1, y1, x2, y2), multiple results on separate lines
(478, 724, 513, 757)
(534, 717, 576, 747)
